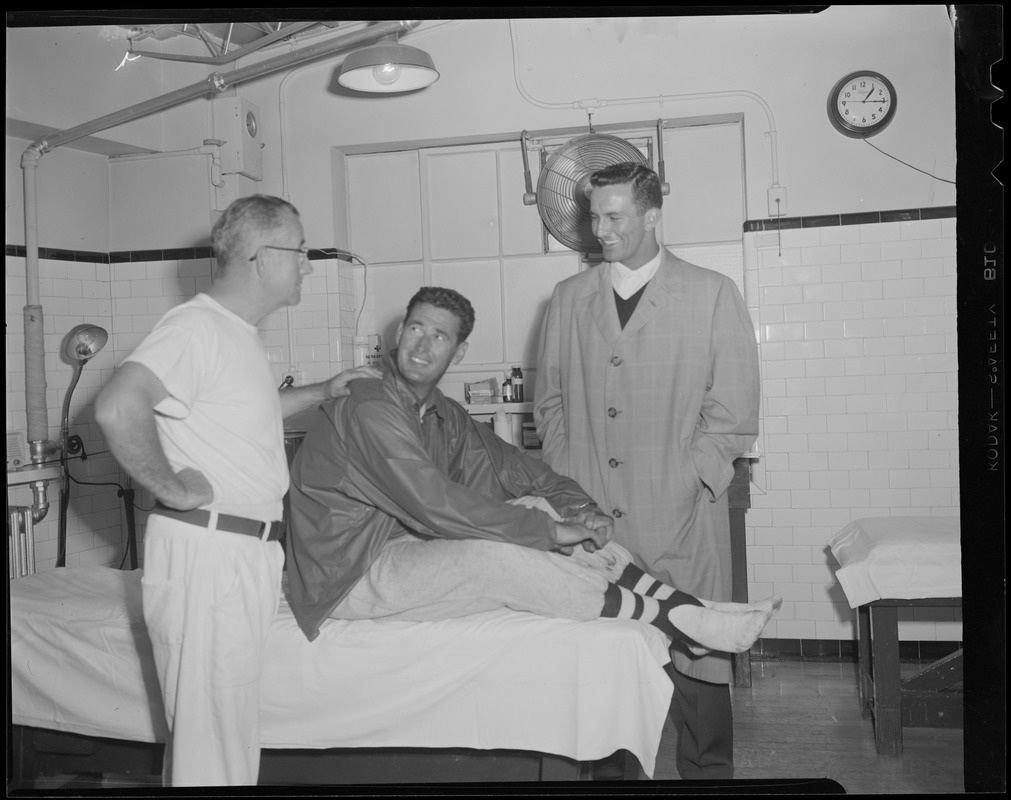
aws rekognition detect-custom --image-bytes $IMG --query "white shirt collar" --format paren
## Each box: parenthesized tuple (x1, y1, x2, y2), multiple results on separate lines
(610, 251, 662, 300)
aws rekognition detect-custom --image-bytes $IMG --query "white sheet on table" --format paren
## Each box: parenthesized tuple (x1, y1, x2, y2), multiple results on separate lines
(828, 516, 961, 608)
(10, 566, 673, 777)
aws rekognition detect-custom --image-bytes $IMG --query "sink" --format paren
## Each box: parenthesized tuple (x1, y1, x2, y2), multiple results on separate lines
(7, 463, 62, 487)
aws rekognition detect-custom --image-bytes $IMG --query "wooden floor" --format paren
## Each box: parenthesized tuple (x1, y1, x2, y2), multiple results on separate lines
(644, 659, 965, 793)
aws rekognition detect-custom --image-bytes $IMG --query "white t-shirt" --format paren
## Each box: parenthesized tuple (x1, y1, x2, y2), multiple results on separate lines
(123, 294, 288, 521)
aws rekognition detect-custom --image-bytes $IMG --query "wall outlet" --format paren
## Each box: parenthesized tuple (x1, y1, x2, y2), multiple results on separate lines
(767, 186, 788, 217)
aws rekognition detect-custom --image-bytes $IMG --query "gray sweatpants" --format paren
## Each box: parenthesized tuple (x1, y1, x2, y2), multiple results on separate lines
(331, 535, 632, 622)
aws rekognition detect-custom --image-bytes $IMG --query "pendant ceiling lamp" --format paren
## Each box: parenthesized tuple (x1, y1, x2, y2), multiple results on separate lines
(338, 35, 439, 93)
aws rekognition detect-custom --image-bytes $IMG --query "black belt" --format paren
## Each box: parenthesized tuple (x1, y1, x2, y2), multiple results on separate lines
(152, 505, 282, 541)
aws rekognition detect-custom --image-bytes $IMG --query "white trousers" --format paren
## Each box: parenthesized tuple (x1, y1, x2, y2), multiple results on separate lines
(142, 516, 284, 787)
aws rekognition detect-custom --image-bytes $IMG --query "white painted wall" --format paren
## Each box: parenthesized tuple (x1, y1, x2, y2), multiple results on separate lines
(5, 137, 111, 251)
(7, 9, 955, 248)
(256, 10, 957, 246)
(5, 23, 213, 152)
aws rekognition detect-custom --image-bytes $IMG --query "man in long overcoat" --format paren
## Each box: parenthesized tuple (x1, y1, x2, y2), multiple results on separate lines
(534, 162, 760, 779)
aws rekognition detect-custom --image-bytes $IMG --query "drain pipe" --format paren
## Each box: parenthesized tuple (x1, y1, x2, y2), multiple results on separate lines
(20, 19, 423, 465)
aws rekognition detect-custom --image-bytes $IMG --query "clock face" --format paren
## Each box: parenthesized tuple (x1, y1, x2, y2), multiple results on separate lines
(828, 71, 897, 138)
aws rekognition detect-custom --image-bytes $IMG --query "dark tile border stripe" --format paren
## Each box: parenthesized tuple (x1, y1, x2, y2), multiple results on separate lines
(6, 244, 218, 263)
(109, 247, 213, 263)
(744, 205, 956, 233)
(9, 206, 957, 263)
(7, 243, 361, 264)
(6, 244, 110, 263)
(6, 245, 348, 264)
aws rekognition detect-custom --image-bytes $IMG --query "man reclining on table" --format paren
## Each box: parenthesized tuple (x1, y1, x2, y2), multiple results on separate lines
(285, 286, 780, 650)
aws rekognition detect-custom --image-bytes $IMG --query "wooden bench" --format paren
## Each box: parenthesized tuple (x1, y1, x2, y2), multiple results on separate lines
(829, 516, 962, 757)
(856, 597, 963, 756)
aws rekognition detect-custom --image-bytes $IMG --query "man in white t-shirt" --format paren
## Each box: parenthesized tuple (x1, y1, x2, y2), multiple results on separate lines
(95, 195, 377, 787)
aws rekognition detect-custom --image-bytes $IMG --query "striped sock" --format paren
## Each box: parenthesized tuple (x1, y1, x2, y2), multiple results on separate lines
(601, 584, 666, 631)
(616, 563, 675, 600)
(601, 583, 704, 644)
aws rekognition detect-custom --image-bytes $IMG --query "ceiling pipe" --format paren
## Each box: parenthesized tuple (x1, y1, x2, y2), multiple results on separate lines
(30, 20, 421, 156)
(19, 19, 424, 463)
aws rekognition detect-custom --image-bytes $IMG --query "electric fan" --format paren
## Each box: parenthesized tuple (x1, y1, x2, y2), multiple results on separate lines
(520, 121, 669, 253)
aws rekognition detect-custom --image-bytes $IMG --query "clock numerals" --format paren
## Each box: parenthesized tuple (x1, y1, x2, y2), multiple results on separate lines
(828, 71, 896, 137)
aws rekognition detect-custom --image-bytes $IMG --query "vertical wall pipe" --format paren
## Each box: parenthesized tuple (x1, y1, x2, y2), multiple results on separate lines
(21, 145, 51, 460)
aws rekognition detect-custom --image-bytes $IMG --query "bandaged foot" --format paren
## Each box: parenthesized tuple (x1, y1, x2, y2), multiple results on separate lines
(669, 595, 782, 655)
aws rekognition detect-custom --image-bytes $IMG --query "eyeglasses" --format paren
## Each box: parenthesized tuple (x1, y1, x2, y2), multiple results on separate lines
(249, 244, 310, 262)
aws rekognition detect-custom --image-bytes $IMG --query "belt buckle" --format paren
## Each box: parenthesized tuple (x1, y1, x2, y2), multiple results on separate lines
(260, 520, 279, 542)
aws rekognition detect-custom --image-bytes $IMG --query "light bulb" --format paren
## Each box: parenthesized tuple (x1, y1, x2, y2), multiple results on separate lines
(372, 63, 401, 86)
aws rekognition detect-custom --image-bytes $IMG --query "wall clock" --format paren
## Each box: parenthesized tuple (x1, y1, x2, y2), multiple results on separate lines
(827, 71, 897, 138)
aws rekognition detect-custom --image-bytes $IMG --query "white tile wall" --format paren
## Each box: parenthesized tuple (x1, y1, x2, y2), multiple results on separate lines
(744, 215, 960, 643)
(6, 252, 356, 573)
(7, 255, 123, 571)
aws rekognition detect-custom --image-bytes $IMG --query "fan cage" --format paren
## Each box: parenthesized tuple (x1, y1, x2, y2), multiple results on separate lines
(535, 134, 652, 253)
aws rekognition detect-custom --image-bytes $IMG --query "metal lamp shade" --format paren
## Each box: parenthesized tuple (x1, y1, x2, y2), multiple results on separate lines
(61, 323, 108, 363)
(338, 41, 439, 93)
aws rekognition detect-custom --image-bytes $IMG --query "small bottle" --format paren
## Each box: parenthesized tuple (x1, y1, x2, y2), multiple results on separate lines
(502, 378, 514, 403)
(493, 409, 515, 444)
(510, 366, 524, 402)
(366, 334, 383, 368)
(353, 335, 369, 368)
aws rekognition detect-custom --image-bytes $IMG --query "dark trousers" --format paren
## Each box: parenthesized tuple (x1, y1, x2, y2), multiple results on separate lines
(667, 665, 735, 779)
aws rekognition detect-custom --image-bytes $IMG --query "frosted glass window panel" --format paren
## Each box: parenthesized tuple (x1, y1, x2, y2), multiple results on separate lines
(343, 124, 745, 373)
(431, 260, 504, 365)
(367, 263, 426, 349)
(347, 152, 424, 264)
(503, 255, 582, 365)
(424, 149, 500, 261)
(660, 123, 745, 246)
